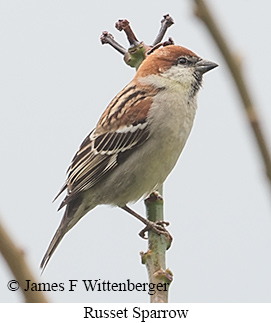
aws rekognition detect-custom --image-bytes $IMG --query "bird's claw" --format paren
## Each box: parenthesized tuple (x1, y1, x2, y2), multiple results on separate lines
(139, 220, 171, 241)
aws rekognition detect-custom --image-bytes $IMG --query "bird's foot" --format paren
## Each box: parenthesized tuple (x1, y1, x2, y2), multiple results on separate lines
(139, 220, 172, 242)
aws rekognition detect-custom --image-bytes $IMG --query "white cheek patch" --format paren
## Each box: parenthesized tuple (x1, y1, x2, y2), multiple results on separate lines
(161, 65, 194, 84)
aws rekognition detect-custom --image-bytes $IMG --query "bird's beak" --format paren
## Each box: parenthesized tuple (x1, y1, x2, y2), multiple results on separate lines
(195, 59, 218, 74)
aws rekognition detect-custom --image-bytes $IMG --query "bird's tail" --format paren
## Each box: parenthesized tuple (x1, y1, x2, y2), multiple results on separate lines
(40, 196, 88, 273)
(40, 216, 70, 274)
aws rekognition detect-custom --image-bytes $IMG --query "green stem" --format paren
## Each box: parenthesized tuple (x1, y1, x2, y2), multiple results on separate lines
(141, 186, 173, 303)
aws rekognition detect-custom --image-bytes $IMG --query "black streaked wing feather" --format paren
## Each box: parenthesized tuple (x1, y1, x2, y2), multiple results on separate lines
(57, 122, 149, 208)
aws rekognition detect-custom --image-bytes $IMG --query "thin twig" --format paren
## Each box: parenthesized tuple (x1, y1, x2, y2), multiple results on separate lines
(100, 31, 127, 55)
(194, 0, 271, 187)
(0, 217, 48, 303)
(152, 14, 174, 46)
(115, 19, 140, 46)
(147, 38, 175, 56)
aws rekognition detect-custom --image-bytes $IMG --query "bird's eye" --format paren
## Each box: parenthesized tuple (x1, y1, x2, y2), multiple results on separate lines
(177, 57, 188, 65)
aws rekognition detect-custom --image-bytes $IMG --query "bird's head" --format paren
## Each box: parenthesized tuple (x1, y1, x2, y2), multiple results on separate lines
(135, 45, 218, 96)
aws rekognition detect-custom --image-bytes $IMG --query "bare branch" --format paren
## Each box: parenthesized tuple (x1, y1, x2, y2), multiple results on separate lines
(0, 217, 48, 303)
(100, 31, 127, 55)
(115, 19, 140, 46)
(147, 37, 175, 56)
(152, 14, 174, 46)
(102, 15, 175, 69)
(194, 0, 271, 187)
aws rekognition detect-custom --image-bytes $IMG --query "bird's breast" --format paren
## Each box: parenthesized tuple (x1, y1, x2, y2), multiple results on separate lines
(148, 88, 197, 151)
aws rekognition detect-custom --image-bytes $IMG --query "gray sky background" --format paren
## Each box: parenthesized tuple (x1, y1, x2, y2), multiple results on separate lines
(1, 0, 271, 303)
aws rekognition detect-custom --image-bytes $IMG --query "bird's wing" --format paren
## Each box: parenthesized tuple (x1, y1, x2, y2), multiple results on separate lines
(55, 83, 163, 208)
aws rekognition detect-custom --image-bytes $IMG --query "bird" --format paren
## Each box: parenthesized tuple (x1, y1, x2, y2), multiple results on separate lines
(40, 44, 218, 272)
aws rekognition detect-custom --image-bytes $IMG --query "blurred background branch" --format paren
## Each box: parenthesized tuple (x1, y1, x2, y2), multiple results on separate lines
(0, 217, 48, 303)
(194, 0, 271, 189)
